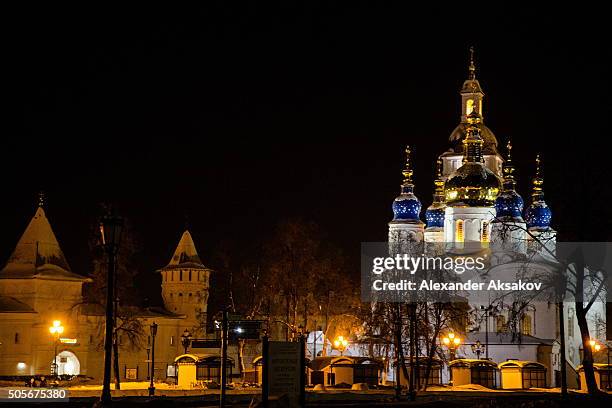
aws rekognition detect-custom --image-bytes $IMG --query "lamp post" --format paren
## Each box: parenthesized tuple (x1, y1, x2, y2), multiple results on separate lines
(146, 346, 151, 380)
(471, 340, 485, 360)
(49, 320, 64, 377)
(442, 332, 461, 383)
(333, 336, 349, 356)
(149, 322, 158, 396)
(588, 339, 601, 353)
(442, 332, 461, 361)
(181, 329, 192, 355)
(99, 212, 123, 405)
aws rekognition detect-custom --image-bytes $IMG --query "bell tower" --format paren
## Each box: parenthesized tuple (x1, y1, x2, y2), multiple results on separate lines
(460, 46, 484, 123)
(158, 230, 212, 330)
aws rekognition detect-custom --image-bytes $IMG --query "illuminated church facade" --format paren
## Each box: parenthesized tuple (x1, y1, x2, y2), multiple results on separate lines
(387, 49, 606, 387)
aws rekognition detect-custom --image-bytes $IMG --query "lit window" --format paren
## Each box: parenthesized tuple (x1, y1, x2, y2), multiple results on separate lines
(521, 314, 532, 336)
(170, 336, 175, 345)
(496, 315, 507, 333)
(466, 99, 474, 116)
(456, 220, 464, 243)
(481, 221, 489, 243)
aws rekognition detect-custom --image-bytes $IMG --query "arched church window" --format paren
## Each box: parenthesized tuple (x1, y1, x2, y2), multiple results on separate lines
(521, 314, 532, 336)
(496, 315, 507, 333)
(180, 270, 183, 281)
(455, 220, 464, 243)
(14, 333, 20, 344)
(189, 270, 192, 281)
(466, 99, 474, 116)
(481, 221, 490, 243)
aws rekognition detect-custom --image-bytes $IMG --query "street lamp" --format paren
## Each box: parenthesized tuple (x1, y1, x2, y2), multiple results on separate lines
(471, 340, 485, 360)
(333, 336, 349, 356)
(49, 320, 64, 377)
(181, 329, 192, 355)
(148, 322, 158, 396)
(442, 332, 461, 384)
(589, 339, 602, 352)
(442, 332, 461, 361)
(99, 211, 123, 405)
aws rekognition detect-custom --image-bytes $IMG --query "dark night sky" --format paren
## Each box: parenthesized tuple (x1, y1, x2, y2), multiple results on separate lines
(2, 4, 611, 302)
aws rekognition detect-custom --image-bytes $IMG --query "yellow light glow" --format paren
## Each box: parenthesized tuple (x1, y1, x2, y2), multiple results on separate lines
(455, 220, 464, 243)
(466, 99, 474, 116)
(589, 339, 596, 347)
(453, 337, 461, 346)
(49, 320, 64, 335)
(594, 344, 601, 352)
(442, 337, 450, 345)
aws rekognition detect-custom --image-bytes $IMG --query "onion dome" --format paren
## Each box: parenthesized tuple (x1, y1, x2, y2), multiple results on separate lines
(494, 140, 524, 221)
(425, 159, 446, 228)
(525, 154, 552, 229)
(449, 122, 499, 155)
(444, 111, 502, 207)
(392, 146, 422, 221)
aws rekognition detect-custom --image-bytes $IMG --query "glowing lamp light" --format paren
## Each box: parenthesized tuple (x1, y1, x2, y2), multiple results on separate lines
(589, 339, 596, 347)
(235, 327, 243, 334)
(442, 332, 461, 348)
(17, 362, 26, 370)
(49, 320, 64, 335)
(333, 336, 348, 349)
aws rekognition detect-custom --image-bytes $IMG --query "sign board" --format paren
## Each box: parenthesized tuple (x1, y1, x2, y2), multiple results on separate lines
(267, 341, 302, 407)
(59, 338, 77, 344)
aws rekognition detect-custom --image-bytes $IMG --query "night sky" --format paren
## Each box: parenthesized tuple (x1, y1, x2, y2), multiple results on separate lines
(2, 4, 610, 301)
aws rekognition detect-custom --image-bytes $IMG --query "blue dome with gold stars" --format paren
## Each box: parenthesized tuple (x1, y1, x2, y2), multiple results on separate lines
(425, 159, 446, 228)
(392, 146, 422, 222)
(392, 186, 422, 221)
(524, 154, 552, 229)
(525, 201, 552, 229)
(495, 190, 524, 220)
(494, 140, 524, 221)
(425, 204, 445, 228)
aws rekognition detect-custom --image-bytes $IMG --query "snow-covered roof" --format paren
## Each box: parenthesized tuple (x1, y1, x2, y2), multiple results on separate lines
(159, 230, 209, 271)
(0, 206, 90, 282)
(498, 360, 546, 369)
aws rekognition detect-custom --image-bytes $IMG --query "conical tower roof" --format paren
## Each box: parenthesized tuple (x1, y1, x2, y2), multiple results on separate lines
(160, 230, 208, 270)
(0, 206, 89, 281)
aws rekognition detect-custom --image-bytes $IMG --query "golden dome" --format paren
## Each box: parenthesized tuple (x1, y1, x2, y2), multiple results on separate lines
(444, 163, 501, 207)
(444, 111, 502, 207)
